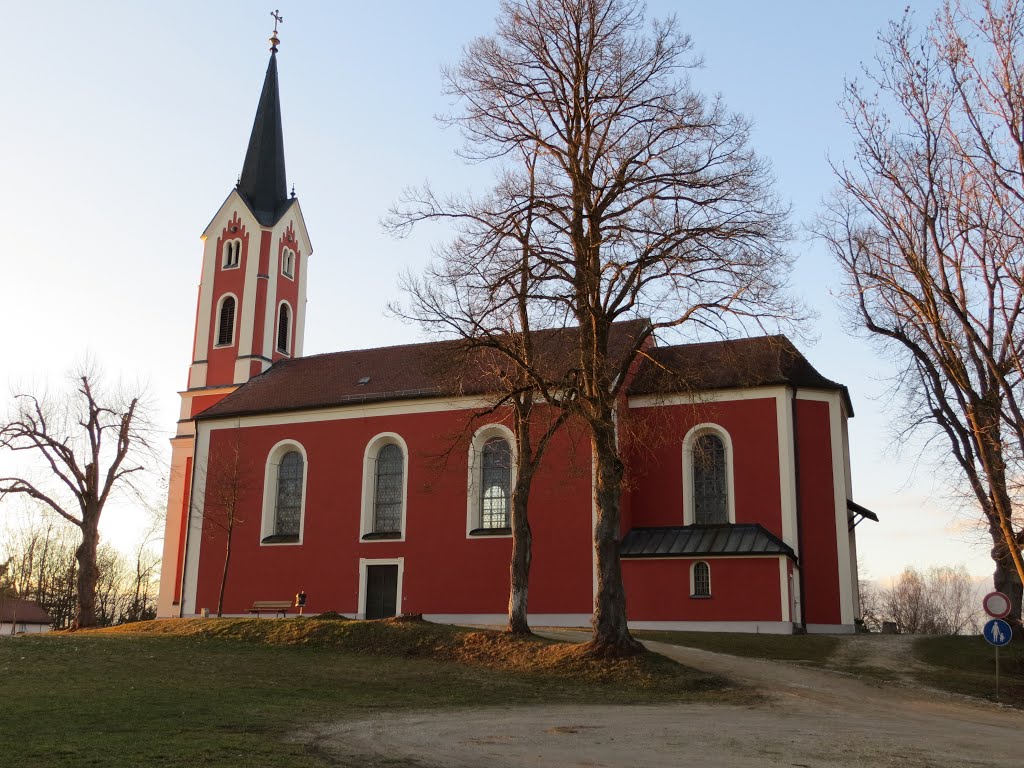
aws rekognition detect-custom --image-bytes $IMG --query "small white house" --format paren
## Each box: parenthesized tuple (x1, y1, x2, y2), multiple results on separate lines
(0, 598, 52, 635)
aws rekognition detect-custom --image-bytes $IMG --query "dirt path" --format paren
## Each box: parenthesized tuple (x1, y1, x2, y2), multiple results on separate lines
(305, 632, 1023, 767)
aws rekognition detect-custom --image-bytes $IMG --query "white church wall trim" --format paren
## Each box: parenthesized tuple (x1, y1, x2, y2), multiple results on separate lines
(195, 395, 498, 429)
(797, 389, 857, 626)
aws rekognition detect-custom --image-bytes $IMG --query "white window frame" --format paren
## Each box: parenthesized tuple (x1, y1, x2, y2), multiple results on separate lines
(357, 557, 404, 619)
(260, 439, 308, 546)
(359, 433, 409, 542)
(466, 423, 517, 538)
(682, 423, 736, 526)
(276, 300, 292, 356)
(690, 560, 712, 598)
(213, 293, 238, 348)
(281, 247, 295, 279)
(222, 238, 242, 270)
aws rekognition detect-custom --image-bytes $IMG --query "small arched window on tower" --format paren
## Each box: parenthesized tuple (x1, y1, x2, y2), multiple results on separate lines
(480, 437, 512, 529)
(693, 433, 727, 525)
(223, 239, 241, 269)
(282, 247, 295, 278)
(277, 303, 291, 354)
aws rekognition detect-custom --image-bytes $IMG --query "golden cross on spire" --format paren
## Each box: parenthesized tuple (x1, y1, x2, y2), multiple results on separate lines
(269, 9, 283, 52)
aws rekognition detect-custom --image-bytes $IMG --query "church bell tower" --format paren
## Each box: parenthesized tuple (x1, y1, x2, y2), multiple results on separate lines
(157, 18, 313, 617)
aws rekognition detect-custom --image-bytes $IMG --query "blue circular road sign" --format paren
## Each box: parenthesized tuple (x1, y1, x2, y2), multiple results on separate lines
(983, 618, 1012, 647)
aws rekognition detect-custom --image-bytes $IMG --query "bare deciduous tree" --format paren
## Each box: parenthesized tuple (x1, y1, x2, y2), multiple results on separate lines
(195, 429, 248, 617)
(882, 565, 981, 635)
(1, 511, 81, 628)
(818, 0, 1024, 630)
(0, 507, 160, 628)
(389, 0, 794, 656)
(0, 367, 152, 628)
(394, 151, 574, 636)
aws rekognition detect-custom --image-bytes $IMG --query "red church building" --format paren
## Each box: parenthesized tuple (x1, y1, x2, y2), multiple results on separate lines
(157, 36, 874, 634)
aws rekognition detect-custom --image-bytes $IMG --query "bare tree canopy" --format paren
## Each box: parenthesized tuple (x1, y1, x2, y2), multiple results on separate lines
(818, 0, 1024, 629)
(0, 366, 153, 628)
(389, 0, 795, 654)
(881, 565, 981, 635)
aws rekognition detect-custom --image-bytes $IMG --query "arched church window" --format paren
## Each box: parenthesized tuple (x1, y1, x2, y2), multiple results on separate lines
(693, 433, 727, 525)
(691, 561, 711, 597)
(274, 450, 303, 538)
(282, 248, 295, 278)
(480, 437, 512, 529)
(277, 303, 291, 354)
(466, 425, 516, 537)
(216, 296, 236, 347)
(372, 443, 404, 533)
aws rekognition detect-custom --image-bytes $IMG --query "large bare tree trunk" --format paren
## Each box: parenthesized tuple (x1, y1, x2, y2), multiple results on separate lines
(507, 480, 533, 635)
(589, 418, 640, 657)
(75, 520, 100, 629)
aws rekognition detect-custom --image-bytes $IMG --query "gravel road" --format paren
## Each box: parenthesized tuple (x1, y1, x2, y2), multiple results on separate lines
(304, 631, 1023, 767)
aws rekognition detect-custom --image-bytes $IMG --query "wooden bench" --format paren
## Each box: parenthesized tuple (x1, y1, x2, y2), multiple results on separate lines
(248, 600, 292, 618)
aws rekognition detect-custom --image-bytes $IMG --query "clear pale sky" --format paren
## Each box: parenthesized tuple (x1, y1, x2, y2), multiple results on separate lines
(3, 0, 992, 586)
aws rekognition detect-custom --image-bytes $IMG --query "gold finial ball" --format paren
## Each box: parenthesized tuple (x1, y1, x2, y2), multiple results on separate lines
(269, 33, 280, 52)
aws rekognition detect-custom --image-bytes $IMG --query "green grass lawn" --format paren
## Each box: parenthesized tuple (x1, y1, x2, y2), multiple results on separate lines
(0, 618, 735, 768)
(913, 635, 1024, 706)
(630, 629, 840, 663)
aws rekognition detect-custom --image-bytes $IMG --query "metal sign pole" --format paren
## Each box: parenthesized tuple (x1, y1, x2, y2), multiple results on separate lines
(995, 645, 1000, 701)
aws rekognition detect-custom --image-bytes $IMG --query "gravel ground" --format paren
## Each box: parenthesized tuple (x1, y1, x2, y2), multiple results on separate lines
(303, 632, 1023, 767)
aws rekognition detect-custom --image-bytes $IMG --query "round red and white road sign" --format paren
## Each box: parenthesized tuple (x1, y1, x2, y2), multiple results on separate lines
(983, 591, 1011, 619)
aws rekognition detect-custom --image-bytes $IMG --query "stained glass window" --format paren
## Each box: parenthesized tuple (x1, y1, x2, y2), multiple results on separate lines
(274, 451, 303, 537)
(480, 437, 511, 529)
(373, 443, 403, 533)
(693, 433, 727, 524)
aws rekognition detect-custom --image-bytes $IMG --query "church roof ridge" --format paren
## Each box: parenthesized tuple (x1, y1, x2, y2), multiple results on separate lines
(285, 317, 653, 361)
(629, 333, 853, 414)
(194, 322, 850, 421)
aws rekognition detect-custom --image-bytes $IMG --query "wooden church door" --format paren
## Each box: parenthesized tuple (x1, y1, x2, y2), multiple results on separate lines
(365, 565, 398, 619)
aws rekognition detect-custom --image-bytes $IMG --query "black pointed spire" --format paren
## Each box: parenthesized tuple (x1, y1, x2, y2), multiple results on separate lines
(238, 44, 289, 226)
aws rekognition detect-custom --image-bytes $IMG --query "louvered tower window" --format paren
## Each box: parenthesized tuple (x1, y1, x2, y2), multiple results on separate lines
(693, 433, 727, 524)
(216, 296, 235, 346)
(274, 451, 303, 537)
(373, 443, 403, 533)
(277, 304, 290, 354)
(480, 437, 512, 529)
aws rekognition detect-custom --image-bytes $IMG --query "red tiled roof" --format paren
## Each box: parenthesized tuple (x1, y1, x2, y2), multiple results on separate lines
(197, 320, 651, 420)
(196, 325, 850, 420)
(0, 598, 51, 625)
(627, 335, 853, 414)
